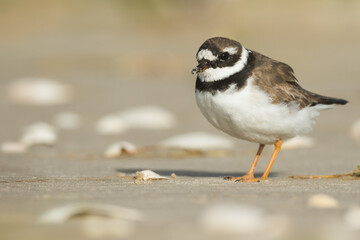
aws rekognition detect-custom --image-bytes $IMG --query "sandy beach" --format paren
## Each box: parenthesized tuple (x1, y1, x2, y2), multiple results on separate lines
(0, 1, 359, 239)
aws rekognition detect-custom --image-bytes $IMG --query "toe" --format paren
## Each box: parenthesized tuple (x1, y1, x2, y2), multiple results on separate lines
(239, 178, 260, 183)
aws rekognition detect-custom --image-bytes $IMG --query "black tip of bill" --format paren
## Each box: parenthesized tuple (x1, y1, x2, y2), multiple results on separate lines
(191, 67, 200, 75)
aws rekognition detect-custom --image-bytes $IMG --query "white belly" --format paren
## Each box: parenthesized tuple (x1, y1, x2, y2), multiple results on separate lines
(195, 78, 320, 144)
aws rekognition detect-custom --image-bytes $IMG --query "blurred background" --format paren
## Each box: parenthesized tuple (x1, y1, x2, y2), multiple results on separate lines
(0, 0, 359, 240)
(1, 0, 359, 140)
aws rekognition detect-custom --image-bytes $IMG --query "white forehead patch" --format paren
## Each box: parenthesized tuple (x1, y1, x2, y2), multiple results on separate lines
(197, 49, 217, 61)
(223, 47, 238, 55)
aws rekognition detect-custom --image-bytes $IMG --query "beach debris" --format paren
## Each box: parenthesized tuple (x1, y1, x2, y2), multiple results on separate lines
(53, 111, 82, 130)
(200, 203, 291, 237)
(20, 122, 57, 147)
(343, 206, 360, 230)
(200, 203, 266, 235)
(171, 173, 177, 179)
(1, 141, 27, 154)
(135, 170, 169, 181)
(38, 203, 142, 238)
(354, 166, 360, 177)
(38, 202, 142, 223)
(104, 141, 138, 158)
(7, 77, 72, 106)
(350, 119, 360, 143)
(282, 136, 315, 150)
(289, 166, 360, 180)
(159, 132, 233, 151)
(307, 194, 339, 208)
(96, 105, 175, 134)
(81, 216, 134, 238)
(118, 105, 176, 130)
(96, 114, 128, 135)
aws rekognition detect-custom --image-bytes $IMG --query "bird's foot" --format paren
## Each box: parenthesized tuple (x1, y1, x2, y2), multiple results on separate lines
(224, 174, 260, 183)
(260, 176, 268, 181)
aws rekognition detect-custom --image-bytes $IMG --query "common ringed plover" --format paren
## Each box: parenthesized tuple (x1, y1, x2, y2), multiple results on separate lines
(192, 37, 348, 182)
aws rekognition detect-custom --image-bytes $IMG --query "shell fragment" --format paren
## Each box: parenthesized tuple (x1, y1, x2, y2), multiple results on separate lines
(307, 194, 339, 208)
(159, 132, 233, 150)
(135, 170, 169, 181)
(104, 141, 138, 158)
(7, 77, 72, 106)
(21, 122, 57, 147)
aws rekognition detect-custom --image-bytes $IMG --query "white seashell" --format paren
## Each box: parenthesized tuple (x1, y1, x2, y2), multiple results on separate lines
(282, 136, 315, 150)
(350, 119, 360, 143)
(96, 114, 128, 135)
(1, 141, 27, 153)
(307, 194, 339, 208)
(135, 170, 169, 181)
(104, 141, 137, 158)
(81, 216, 135, 238)
(7, 78, 72, 106)
(200, 203, 266, 235)
(53, 111, 81, 130)
(21, 122, 57, 146)
(159, 132, 233, 150)
(118, 105, 176, 130)
(343, 206, 360, 230)
(264, 214, 292, 238)
(37, 202, 142, 224)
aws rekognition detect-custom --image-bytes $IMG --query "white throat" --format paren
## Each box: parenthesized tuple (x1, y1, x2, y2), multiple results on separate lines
(198, 46, 249, 82)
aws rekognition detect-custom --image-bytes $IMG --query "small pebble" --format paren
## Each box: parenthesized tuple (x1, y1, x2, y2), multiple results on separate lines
(104, 141, 137, 158)
(96, 115, 128, 135)
(81, 216, 135, 238)
(118, 105, 176, 130)
(200, 203, 265, 235)
(21, 122, 57, 147)
(350, 119, 360, 143)
(307, 194, 339, 208)
(38, 202, 142, 224)
(7, 77, 72, 106)
(1, 141, 27, 154)
(343, 206, 360, 230)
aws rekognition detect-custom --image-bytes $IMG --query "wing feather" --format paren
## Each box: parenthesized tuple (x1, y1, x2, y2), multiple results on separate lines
(250, 51, 347, 108)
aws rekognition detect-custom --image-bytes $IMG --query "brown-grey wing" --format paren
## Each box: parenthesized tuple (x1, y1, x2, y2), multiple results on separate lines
(251, 51, 318, 108)
(252, 54, 348, 108)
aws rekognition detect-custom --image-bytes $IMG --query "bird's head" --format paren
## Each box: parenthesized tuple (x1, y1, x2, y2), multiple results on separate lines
(192, 37, 249, 82)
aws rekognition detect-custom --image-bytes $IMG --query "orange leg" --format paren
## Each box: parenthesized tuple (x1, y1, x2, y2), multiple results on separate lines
(225, 144, 265, 182)
(260, 139, 282, 181)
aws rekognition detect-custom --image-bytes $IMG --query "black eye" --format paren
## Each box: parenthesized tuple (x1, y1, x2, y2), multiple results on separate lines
(219, 52, 229, 61)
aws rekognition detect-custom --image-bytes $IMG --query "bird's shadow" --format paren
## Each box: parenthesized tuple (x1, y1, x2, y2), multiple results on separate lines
(116, 168, 279, 178)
